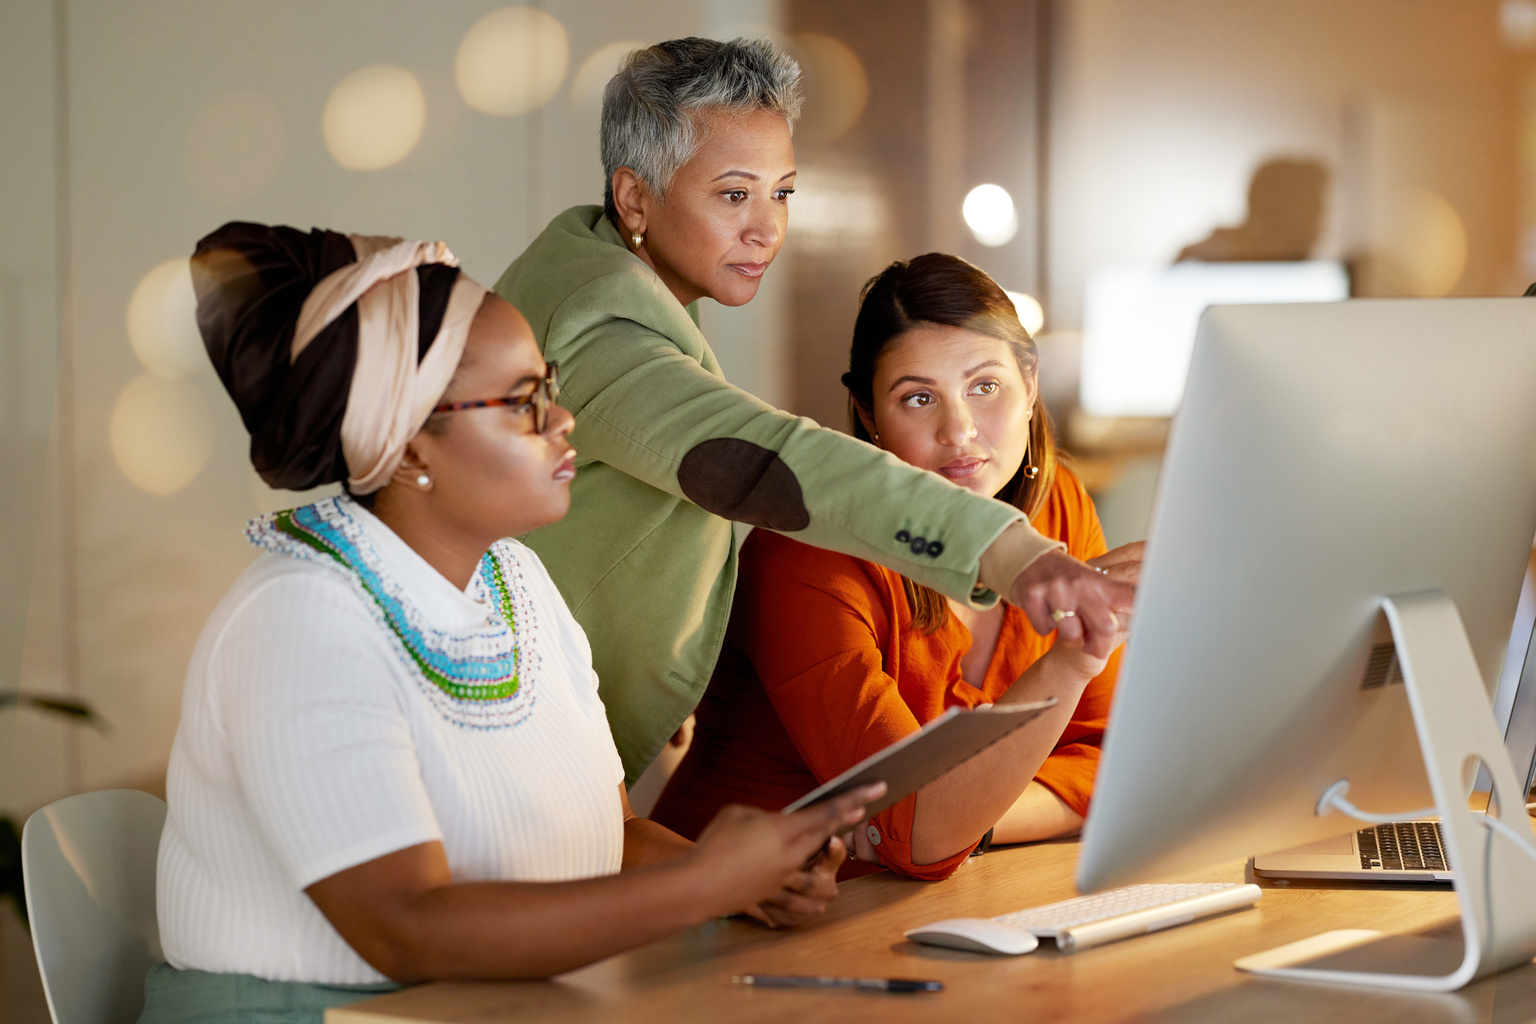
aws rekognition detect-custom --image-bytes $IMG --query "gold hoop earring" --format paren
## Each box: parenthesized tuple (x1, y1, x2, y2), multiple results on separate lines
(631, 231, 644, 249)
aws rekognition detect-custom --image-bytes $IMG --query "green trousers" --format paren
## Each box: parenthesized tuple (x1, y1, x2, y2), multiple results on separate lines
(138, 963, 401, 1024)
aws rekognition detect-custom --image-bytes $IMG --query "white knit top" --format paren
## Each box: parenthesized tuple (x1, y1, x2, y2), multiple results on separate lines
(157, 498, 626, 984)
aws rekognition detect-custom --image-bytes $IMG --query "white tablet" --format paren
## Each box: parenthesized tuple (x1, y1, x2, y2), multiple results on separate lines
(781, 700, 1056, 819)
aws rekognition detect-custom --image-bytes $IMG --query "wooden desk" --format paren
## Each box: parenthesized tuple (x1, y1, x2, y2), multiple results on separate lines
(329, 839, 1536, 1024)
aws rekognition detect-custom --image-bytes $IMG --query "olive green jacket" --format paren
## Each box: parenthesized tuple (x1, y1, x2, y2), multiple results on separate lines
(496, 206, 1045, 781)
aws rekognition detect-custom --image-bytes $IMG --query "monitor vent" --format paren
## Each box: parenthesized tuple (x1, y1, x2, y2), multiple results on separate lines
(1361, 642, 1404, 690)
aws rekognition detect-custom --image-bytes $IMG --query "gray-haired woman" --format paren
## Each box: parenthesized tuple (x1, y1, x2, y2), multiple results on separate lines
(495, 37, 1134, 783)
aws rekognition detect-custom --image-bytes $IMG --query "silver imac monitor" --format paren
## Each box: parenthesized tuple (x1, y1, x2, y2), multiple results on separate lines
(1494, 562, 1536, 798)
(1076, 298, 1536, 990)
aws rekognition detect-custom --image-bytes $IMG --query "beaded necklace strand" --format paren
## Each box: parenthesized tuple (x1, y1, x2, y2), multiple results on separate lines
(247, 499, 537, 730)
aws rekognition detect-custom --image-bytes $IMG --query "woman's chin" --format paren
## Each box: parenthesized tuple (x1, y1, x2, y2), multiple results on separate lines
(503, 491, 572, 536)
(710, 274, 764, 307)
(543, 491, 574, 526)
(947, 472, 1007, 498)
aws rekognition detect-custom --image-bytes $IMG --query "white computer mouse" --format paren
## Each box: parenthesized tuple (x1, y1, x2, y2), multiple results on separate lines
(903, 917, 1039, 955)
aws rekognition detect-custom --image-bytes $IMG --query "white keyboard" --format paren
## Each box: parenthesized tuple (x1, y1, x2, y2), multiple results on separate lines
(994, 882, 1262, 952)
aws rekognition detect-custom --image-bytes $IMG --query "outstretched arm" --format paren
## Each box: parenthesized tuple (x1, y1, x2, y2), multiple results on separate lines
(550, 313, 1133, 653)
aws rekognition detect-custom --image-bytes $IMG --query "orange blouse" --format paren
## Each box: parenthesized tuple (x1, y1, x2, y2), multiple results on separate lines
(650, 466, 1120, 881)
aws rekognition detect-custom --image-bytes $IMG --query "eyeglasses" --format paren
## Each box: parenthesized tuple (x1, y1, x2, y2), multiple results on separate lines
(432, 362, 562, 434)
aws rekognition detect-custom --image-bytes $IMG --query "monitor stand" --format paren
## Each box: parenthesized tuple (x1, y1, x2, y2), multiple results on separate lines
(1235, 589, 1536, 992)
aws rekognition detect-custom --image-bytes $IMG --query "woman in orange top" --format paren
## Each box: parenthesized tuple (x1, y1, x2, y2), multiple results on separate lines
(651, 253, 1138, 880)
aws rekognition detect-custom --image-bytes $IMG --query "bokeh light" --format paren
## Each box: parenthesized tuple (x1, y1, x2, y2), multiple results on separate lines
(1005, 291, 1046, 337)
(322, 65, 426, 171)
(963, 184, 1018, 246)
(1503, 0, 1536, 48)
(456, 7, 570, 117)
(127, 259, 203, 379)
(791, 32, 869, 142)
(1387, 188, 1468, 297)
(571, 40, 644, 111)
(183, 90, 286, 203)
(109, 374, 215, 496)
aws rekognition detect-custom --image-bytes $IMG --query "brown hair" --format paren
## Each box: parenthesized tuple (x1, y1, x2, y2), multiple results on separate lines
(842, 253, 1061, 633)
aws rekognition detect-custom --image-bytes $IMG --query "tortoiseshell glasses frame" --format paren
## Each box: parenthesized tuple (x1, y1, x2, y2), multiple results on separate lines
(432, 362, 561, 434)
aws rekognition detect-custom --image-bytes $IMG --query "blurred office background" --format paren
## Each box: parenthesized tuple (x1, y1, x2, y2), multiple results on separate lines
(1, 0, 1530, 1013)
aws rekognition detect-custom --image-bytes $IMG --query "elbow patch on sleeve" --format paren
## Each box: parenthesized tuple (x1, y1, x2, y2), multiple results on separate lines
(678, 438, 810, 531)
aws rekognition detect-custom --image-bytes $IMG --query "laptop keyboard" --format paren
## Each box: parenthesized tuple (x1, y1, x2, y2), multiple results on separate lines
(1357, 821, 1447, 871)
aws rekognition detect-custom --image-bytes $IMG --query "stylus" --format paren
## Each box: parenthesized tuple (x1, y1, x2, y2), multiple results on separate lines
(732, 974, 943, 993)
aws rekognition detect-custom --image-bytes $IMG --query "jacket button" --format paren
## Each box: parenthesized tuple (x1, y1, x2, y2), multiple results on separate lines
(866, 825, 882, 846)
(910, 536, 928, 554)
(895, 530, 911, 543)
(927, 541, 944, 558)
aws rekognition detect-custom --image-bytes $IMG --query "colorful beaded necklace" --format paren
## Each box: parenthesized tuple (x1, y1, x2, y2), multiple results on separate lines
(246, 497, 537, 729)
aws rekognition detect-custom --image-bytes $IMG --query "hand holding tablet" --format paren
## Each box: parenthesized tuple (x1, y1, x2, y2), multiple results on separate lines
(781, 701, 1057, 819)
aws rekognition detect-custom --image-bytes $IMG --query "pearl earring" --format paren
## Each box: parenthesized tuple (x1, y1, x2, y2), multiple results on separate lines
(631, 231, 644, 249)
(416, 474, 430, 488)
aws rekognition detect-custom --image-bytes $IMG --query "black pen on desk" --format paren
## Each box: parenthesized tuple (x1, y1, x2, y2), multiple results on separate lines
(733, 974, 943, 993)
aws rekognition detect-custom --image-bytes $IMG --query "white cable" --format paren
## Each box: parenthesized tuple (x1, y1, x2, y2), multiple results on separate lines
(1315, 780, 1435, 824)
(1319, 779, 1536, 861)
(1478, 812, 1536, 858)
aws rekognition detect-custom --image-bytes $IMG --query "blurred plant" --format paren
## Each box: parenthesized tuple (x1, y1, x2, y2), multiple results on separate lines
(1, 815, 22, 927)
(0, 691, 103, 725)
(0, 691, 108, 929)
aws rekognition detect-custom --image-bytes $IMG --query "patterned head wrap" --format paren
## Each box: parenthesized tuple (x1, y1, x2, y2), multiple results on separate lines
(191, 221, 489, 493)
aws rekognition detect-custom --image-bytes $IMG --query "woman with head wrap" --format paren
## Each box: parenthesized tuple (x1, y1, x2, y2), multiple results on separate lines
(143, 221, 879, 1024)
(495, 37, 1134, 783)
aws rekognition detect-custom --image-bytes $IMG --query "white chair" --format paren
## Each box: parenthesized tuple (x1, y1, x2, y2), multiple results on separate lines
(22, 789, 166, 1024)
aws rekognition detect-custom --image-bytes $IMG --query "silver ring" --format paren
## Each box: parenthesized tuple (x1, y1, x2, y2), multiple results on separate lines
(1051, 608, 1076, 623)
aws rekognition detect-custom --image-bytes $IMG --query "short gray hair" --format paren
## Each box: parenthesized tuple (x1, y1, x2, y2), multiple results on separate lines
(601, 37, 802, 225)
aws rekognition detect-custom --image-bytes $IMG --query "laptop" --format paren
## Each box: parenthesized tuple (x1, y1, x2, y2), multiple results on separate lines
(1253, 552, 1536, 884)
